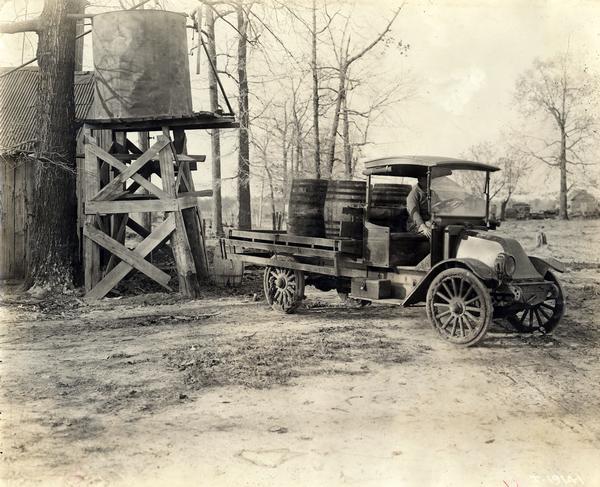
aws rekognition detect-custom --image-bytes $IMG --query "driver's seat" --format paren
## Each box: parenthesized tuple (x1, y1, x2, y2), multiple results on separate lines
(365, 221, 429, 267)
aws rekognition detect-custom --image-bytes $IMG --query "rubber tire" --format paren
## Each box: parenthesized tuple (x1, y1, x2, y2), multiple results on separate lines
(507, 270, 565, 334)
(426, 267, 492, 347)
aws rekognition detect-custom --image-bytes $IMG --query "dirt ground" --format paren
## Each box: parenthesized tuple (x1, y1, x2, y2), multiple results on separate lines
(1, 220, 599, 486)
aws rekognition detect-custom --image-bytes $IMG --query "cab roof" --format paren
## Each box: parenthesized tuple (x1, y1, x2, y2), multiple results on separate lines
(363, 156, 500, 177)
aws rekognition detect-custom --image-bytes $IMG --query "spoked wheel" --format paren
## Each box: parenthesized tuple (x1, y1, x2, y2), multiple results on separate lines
(426, 268, 492, 347)
(263, 258, 305, 313)
(507, 271, 565, 333)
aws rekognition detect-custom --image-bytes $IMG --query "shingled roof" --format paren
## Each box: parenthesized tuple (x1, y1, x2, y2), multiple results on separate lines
(0, 67, 94, 154)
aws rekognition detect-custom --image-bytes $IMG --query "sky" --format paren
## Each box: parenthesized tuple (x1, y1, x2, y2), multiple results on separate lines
(1, 0, 599, 199)
(373, 0, 600, 161)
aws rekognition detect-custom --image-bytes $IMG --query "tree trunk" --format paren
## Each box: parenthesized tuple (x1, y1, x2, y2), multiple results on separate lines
(311, 0, 321, 179)
(325, 66, 346, 176)
(558, 130, 568, 220)
(342, 91, 352, 178)
(27, 0, 80, 287)
(266, 166, 276, 231)
(237, 6, 252, 230)
(281, 110, 289, 201)
(206, 6, 224, 236)
(500, 198, 509, 220)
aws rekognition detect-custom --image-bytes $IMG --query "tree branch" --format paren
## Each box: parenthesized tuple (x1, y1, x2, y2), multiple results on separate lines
(0, 17, 41, 34)
(346, 6, 402, 66)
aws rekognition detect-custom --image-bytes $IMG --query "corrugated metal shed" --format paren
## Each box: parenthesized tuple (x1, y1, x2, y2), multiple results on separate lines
(0, 67, 94, 153)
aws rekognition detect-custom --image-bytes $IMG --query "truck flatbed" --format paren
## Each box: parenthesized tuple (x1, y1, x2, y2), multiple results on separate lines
(221, 229, 366, 278)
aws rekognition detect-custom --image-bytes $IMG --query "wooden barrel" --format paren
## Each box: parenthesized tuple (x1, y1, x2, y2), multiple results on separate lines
(212, 256, 244, 287)
(287, 179, 328, 237)
(369, 183, 411, 231)
(324, 180, 366, 239)
(370, 183, 412, 207)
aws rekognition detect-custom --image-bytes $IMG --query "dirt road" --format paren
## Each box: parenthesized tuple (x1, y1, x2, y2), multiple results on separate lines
(1, 221, 600, 486)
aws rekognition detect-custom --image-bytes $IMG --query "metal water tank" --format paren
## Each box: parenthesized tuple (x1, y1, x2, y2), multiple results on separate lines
(92, 10, 193, 119)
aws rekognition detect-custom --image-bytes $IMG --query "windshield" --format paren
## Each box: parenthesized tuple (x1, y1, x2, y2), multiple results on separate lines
(430, 169, 488, 218)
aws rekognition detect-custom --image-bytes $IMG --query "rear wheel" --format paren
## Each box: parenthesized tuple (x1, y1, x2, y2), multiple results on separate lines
(507, 271, 565, 333)
(263, 258, 305, 313)
(426, 268, 492, 346)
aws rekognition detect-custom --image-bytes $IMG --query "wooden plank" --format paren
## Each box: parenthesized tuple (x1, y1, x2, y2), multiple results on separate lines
(229, 229, 339, 249)
(87, 143, 170, 201)
(177, 195, 201, 210)
(86, 199, 178, 215)
(111, 153, 205, 163)
(83, 224, 171, 287)
(226, 239, 338, 259)
(0, 163, 13, 278)
(83, 112, 238, 132)
(85, 215, 176, 300)
(178, 163, 208, 278)
(227, 252, 367, 278)
(158, 130, 200, 297)
(180, 190, 213, 198)
(84, 131, 101, 291)
(92, 136, 170, 201)
(105, 214, 128, 274)
(13, 160, 26, 278)
(126, 218, 151, 239)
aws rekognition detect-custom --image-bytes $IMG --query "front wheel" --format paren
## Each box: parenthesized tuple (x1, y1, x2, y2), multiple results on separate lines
(507, 271, 565, 333)
(263, 258, 305, 313)
(426, 268, 492, 346)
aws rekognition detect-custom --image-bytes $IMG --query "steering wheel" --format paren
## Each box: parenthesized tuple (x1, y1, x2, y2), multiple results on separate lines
(431, 198, 463, 212)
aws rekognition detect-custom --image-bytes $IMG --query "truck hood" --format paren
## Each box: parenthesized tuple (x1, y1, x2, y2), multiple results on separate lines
(455, 230, 543, 281)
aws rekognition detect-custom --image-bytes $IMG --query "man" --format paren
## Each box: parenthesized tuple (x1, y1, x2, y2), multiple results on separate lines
(407, 175, 432, 238)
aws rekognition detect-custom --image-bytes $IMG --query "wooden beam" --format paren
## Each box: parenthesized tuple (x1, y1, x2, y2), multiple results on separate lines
(226, 253, 367, 278)
(84, 132, 101, 292)
(92, 137, 170, 201)
(87, 144, 170, 201)
(85, 215, 176, 300)
(158, 132, 201, 297)
(178, 163, 209, 278)
(84, 224, 171, 288)
(86, 199, 178, 215)
(83, 112, 238, 132)
(105, 214, 129, 274)
(126, 218, 151, 239)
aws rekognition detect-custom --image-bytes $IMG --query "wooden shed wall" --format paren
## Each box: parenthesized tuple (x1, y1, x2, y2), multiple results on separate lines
(0, 158, 30, 280)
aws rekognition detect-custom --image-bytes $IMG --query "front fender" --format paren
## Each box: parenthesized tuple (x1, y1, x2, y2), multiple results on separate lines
(403, 258, 497, 306)
(529, 255, 566, 275)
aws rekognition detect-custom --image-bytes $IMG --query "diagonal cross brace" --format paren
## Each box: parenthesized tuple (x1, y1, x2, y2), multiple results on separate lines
(84, 215, 176, 300)
(89, 136, 171, 202)
(87, 143, 169, 201)
(83, 223, 170, 287)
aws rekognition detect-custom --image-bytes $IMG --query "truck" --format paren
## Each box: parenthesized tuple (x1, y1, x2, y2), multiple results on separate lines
(220, 156, 566, 347)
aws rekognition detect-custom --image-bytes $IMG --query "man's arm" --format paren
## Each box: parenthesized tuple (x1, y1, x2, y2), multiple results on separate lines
(407, 187, 424, 227)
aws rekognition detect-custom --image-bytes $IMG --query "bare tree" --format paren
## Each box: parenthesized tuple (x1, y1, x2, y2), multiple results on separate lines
(465, 142, 531, 220)
(514, 53, 598, 219)
(236, 1, 252, 229)
(0, 0, 84, 287)
(203, 3, 225, 236)
(323, 7, 402, 176)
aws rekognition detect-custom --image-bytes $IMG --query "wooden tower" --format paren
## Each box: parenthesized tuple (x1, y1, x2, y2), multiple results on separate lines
(79, 113, 237, 299)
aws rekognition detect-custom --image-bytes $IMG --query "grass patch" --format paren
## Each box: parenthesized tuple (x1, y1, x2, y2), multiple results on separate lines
(166, 324, 412, 389)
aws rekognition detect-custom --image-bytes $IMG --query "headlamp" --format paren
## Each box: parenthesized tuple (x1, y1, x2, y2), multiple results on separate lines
(494, 253, 516, 279)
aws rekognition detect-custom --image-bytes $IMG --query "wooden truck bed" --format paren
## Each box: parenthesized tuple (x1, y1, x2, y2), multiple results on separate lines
(220, 229, 366, 278)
